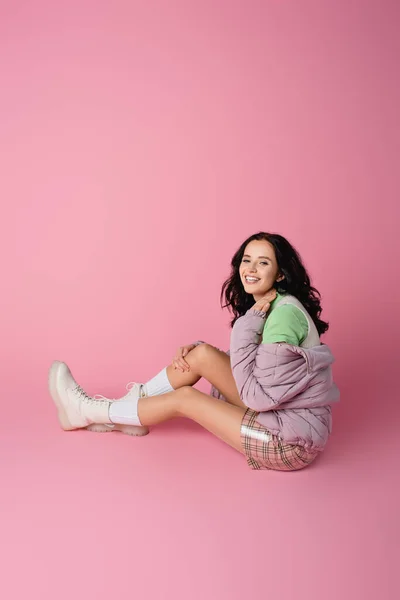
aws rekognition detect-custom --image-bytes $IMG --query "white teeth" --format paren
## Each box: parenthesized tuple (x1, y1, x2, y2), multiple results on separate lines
(245, 277, 260, 282)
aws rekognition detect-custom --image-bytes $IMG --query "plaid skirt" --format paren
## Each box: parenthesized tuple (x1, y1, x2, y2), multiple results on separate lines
(240, 408, 320, 471)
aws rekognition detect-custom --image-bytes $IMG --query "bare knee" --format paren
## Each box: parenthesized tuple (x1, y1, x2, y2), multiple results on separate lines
(190, 343, 215, 368)
(174, 386, 196, 416)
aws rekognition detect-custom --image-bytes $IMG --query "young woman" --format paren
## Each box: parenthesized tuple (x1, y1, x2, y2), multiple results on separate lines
(48, 232, 339, 471)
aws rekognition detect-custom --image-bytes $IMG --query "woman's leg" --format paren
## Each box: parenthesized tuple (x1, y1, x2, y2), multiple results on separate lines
(49, 361, 246, 453)
(138, 386, 246, 453)
(164, 343, 245, 408)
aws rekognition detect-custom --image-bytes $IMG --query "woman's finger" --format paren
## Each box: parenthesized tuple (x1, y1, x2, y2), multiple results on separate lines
(173, 347, 193, 371)
(174, 349, 184, 371)
(178, 358, 190, 371)
(173, 357, 186, 372)
(173, 358, 182, 371)
(255, 302, 269, 312)
(179, 348, 191, 369)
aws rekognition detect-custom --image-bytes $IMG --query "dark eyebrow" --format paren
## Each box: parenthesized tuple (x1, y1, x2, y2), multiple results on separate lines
(243, 254, 271, 260)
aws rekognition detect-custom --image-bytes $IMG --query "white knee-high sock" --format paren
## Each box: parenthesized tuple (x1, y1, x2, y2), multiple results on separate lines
(109, 382, 143, 426)
(109, 397, 142, 425)
(108, 368, 174, 426)
(142, 367, 174, 397)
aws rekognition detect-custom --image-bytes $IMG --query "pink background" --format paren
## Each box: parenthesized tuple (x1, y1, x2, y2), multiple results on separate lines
(1, 1, 399, 599)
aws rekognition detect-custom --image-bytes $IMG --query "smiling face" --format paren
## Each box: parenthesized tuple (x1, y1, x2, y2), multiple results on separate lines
(239, 239, 284, 301)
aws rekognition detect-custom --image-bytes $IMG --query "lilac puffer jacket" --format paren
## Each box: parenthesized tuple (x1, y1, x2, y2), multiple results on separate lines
(211, 308, 340, 450)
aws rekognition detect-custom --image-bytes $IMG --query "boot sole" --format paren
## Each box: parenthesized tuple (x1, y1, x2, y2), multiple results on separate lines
(85, 423, 149, 436)
(48, 360, 74, 430)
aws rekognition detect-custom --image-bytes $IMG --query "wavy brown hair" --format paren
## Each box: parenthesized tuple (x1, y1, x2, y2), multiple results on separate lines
(220, 232, 329, 334)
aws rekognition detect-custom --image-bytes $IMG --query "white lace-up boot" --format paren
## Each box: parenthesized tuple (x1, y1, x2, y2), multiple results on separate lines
(48, 361, 148, 436)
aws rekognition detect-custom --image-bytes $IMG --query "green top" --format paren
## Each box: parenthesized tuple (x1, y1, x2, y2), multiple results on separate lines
(262, 292, 309, 346)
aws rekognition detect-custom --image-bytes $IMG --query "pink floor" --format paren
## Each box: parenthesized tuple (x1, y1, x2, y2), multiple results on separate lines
(1, 372, 398, 600)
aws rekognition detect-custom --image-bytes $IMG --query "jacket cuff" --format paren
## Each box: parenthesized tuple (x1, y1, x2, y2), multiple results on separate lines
(246, 308, 268, 318)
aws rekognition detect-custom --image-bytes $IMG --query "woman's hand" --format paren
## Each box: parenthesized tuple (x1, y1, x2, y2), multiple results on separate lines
(253, 289, 277, 313)
(172, 344, 196, 372)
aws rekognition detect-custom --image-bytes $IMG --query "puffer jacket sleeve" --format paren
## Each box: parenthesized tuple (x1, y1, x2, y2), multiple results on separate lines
(230, 308, 306, 411)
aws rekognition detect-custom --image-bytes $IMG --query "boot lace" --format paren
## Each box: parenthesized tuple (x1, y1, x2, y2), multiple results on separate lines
(74, 385, 106, 405)
(93, 382, 144, 402)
